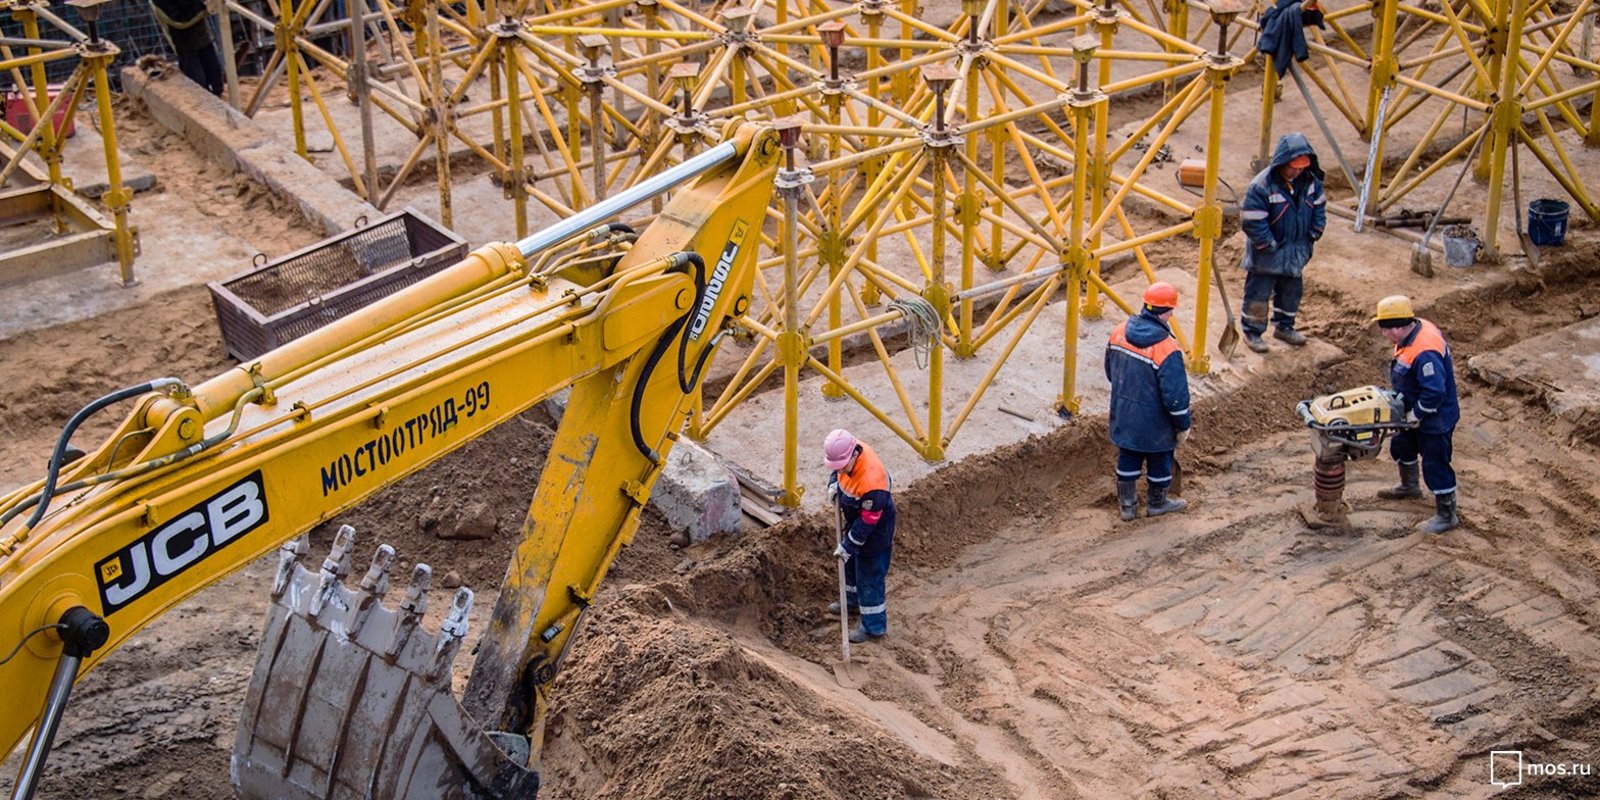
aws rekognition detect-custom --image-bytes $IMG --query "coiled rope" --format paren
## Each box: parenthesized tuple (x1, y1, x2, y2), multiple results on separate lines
(889, 295, 942, 369)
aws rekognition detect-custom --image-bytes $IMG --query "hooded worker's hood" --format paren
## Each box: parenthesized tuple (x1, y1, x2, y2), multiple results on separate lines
(1269, 132, 1325, 182)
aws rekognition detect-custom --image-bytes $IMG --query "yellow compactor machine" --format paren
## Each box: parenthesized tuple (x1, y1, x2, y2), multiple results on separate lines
(0, 121, 783, 799)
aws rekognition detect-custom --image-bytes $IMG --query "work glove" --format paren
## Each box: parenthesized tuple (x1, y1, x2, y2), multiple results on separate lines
(833, 542, 850, 562)
(826, 480, 839, 504)
(1404, 410, 1420, 426)
(1174, 428, 1191, 448)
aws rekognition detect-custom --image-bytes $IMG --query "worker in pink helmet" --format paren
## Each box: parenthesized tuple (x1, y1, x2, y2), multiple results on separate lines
(823, 429, 896, 643)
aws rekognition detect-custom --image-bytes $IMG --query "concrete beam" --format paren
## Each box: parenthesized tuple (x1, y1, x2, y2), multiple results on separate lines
(120, 65, 376, 236)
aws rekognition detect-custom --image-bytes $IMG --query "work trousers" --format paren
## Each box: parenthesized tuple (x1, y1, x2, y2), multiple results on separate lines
(1240, 272, 1304, 336)
(1390, 428, 1456, 494)
(1116, 447, 1173, 490)
(844, 546, 892, 636)
(176, 46, 225, 97)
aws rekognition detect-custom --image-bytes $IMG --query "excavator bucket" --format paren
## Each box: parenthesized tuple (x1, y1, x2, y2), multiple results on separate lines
(231, 527, 539, 800)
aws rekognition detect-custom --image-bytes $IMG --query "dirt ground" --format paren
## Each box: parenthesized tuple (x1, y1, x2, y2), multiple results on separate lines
(8, 48, 1600, 800)
(6, 226, 1600, 800)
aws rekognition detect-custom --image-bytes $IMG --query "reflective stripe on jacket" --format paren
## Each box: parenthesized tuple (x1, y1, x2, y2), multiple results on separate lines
(1104, 310, 1192, 452)
(1390, 319, 1460, 434)
(833, 443, 896, 555)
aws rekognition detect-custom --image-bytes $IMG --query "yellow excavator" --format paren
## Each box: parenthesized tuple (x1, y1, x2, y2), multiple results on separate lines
(0, 120, 784, 798)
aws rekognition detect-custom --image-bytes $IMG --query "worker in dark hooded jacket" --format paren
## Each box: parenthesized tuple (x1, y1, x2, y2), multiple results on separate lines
(1238, 131, 1326, 353)
(150, 0, 225, 97)
(1105, 282, 1193, 521)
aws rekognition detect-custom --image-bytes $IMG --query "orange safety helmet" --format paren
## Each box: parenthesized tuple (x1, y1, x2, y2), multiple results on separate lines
(1142, 282, 1179, 309)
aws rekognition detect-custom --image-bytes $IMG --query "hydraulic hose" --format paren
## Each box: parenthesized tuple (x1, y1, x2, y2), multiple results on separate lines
(23, 378, 183, 531)
(674, 251, 717, 395)
(2, 387, 261, 532)
(631, 252, 702, 465)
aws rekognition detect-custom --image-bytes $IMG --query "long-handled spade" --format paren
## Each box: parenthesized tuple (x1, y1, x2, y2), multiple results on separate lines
(1210, 265, 1241, 358)
(1512, 138, 1542, 269)
(831, 502, 868, 689)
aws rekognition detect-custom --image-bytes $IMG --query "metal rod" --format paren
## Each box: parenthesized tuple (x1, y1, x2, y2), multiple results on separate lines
(1354, 86, 1392, 232)
(218, 0, 240, 108)
(515, 140, 737, 258)
(1286, 61, 1360, 195)
(353, 0, 378, 205)
(9, 653, 82, 800)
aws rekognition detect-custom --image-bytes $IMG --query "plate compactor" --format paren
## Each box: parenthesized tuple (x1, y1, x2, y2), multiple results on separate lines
(1296, 386, 1417, 529)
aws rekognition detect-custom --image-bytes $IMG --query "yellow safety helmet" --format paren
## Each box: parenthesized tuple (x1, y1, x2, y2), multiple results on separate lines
(1371, 294, 1415, 323)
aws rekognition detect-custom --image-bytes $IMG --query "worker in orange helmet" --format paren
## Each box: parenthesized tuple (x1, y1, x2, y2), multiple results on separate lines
(1104, 282, 1193, 521)
(823, 429, 896, 643)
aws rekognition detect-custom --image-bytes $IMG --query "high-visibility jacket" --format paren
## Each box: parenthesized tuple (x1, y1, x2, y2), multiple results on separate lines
(830, 443, 895, 556)
(1390, 319, 1459, 434)
(1104, 310, 1192, 452)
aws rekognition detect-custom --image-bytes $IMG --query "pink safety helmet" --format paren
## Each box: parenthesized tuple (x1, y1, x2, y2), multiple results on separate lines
(823, 428, 858, 470)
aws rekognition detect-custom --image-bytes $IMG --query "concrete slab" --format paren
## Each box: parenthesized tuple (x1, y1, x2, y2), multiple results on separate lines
(1469, 314, 1600, 440)
(655, 439, 743, 542)
(0, 189, 273, 339)
(58, 120, 158, 199)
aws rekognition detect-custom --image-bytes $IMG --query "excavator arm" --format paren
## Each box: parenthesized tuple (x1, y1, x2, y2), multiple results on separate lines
(0, 121, 782, 797)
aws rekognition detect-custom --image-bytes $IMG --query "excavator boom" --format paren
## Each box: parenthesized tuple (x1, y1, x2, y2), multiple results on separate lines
(0, 121, 781, 797)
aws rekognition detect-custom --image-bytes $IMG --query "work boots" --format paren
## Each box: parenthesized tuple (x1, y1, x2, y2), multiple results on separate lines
(1377, 461, 1423, 500)
(829, 601, 857, 615)
(1419, 492, 1459, 534)
(1146, 483, 1187, 517)
(848, 625, 884, 644)
(1273, 328, 1308, 346)
(1117, 480, 1139, 521)
(1244, 333, 1270, 353)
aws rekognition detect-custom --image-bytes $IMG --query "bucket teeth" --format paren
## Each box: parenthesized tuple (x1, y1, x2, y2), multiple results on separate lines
(233, 530, 539, 800)
(400, 563, 431, 617)
(272, 536, 310, 599)
(359, 544, 396, 595)
(322, 524, 355, 577)
(348, 545, 396, 637)
(432, 587, 475, 679)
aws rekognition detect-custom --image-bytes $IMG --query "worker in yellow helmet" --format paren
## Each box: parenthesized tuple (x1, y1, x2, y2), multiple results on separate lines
(1373, 295, 1460, 533)
(1104, 282, 1193, 521)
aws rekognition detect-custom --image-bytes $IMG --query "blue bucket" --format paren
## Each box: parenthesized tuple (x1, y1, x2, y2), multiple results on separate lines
(1528, 198, 1569, 246)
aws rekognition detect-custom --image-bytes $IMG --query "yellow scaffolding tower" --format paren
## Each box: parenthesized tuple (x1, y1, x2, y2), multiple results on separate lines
(238, 0, 1246, 505)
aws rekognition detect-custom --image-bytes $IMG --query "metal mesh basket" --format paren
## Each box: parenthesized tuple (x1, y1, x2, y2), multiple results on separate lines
(208, 209, 468, 361)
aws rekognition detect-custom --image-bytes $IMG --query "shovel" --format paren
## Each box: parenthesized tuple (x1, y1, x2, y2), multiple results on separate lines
(831, 503, 868, 689)
(1512, 139, 1542, 269)
(1209, 264, 1241, 358)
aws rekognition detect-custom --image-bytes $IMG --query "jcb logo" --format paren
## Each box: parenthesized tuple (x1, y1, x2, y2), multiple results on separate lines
(95, 471, 269, 614)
